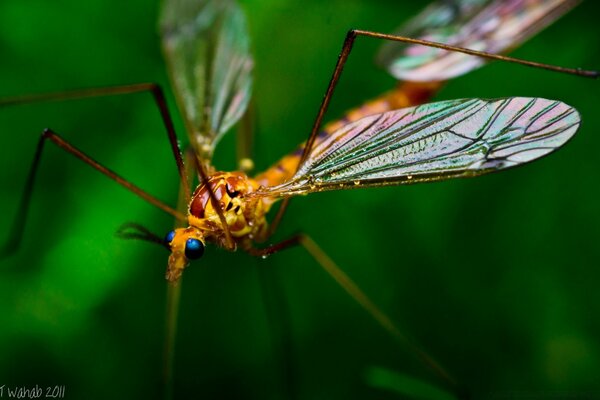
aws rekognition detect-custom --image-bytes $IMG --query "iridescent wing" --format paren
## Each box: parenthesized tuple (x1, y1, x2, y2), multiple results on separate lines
(160, 0, 253, 160)
(377, 0, 579, 82)
(254, 98, 579, 197)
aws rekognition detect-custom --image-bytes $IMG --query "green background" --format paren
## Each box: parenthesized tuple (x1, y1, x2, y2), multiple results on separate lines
(1, 0, 599, 399)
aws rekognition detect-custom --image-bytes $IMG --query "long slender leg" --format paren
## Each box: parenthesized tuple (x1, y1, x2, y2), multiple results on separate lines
(267, 31, 599, 238)
(237, 100, 297, 397)
(1, 128, 185, 257)
(256, 260, 298, 400)
(176, 147, 198, 224)
(164, 280, 181, 400)
(298, 235, 459, 392)
(113, 149, 197, 250)
(246, 234, 460, 394)
(1, 83, 191, 200)
(163, 147, 196, 400)
(298, 30, 598, 171)
(260, 199, 290, 243)
(247, 236, 305, 399)
(236, 100, 296, 396)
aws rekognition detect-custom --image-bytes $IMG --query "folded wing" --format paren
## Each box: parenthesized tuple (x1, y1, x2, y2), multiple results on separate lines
(161, 0, 253, 159)
(377, 0, 579, 82)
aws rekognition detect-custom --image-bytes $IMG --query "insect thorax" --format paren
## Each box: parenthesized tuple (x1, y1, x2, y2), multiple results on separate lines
(187, 172, 268, 245)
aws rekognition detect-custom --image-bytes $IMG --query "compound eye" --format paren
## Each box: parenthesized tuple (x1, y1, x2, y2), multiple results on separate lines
(185, 238, 205, 260)
(163, 230, 176, 246)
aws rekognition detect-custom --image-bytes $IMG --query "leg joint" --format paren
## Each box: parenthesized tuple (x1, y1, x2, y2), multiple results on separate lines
(147, 82, 164, 99)
(41, 128, 54, 138)
(346, 29, 359, 41)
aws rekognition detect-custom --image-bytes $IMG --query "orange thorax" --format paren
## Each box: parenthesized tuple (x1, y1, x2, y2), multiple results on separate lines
(187, 172, 269, 246)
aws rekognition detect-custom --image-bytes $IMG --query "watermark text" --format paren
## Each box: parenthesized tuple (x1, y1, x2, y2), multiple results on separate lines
(0, 385, 65, 399)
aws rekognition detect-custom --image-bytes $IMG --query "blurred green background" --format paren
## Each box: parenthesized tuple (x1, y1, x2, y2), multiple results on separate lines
(1, 1, 599, 399)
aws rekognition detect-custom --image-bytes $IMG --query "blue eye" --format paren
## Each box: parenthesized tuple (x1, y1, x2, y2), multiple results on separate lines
(164, 230, 176, 246)
(185, 238, 204, 260)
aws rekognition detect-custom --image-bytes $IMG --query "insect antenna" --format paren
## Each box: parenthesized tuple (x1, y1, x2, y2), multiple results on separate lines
(115, 222, 167, 248)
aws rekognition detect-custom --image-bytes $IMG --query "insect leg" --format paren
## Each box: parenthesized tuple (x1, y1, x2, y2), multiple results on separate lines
(255, 260, 298, 400)
(112, 148, 196, 250)
(260, 199, 290, 242)
(1, 128, 185, 257)
(0, 83, 191, 200)
(163, 146, 197, 398)
(176, 147, 198, 225)
(247, 234, 460, 394)
(266, 30, 599, 239)
(298, 29, 597, 173)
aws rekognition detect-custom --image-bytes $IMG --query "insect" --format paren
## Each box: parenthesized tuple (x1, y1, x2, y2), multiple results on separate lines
(0, 0, 596, 396)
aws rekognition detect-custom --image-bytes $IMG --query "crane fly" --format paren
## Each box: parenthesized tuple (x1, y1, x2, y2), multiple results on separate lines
(0, 0, 597, 397)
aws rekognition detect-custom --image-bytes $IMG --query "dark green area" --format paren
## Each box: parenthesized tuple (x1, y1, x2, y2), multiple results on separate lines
(1, 1, 599, 399)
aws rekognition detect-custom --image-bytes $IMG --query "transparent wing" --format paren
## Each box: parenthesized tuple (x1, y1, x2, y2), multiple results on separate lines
(377, 0, 579, 82)
(255, 98, 579, 197)
(160, 0, 253, 159)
